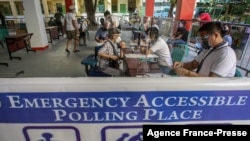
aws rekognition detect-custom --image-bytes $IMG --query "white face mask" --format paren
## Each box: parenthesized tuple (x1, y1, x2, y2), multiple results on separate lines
(115, 36, 121, 43)
(145, 36, 151, 43)
(224, 26, 229, 31)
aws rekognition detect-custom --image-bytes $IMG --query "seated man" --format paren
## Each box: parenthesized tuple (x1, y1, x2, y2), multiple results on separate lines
(167, 27, 189, 49)
(140, 27, 173, 75)
(95, 20, 110, 46)
(173, 22, 236, 77)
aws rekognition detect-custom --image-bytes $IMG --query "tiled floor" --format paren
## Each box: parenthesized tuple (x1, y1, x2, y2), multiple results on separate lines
(0, 30, 197, 78)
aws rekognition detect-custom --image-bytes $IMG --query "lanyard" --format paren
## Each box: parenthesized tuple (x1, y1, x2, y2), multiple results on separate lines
(196, 48, 215, 73)
(196, 42, 227, 73)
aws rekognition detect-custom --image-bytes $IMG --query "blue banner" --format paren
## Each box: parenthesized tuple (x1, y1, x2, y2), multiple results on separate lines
(0, 90, 249, 123)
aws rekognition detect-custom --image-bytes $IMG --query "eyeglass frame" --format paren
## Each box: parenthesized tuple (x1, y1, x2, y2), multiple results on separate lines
(200, 35, 209, 41)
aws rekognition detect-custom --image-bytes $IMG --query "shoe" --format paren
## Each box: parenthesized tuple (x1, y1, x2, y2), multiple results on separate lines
(65, 49, 70, 53)
(73, 49, 80, 52)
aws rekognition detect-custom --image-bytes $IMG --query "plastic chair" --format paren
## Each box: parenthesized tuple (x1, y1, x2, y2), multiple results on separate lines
(234, 69, 242, 77)
(81, 45, 110, 77)
(174, 43, 189, 56)
(171, 47, 185, 63)
(0, 28, 9, 48)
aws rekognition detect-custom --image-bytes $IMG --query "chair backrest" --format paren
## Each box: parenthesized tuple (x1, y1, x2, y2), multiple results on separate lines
(81, 45, 103, 66)
(174, 43, 189, 56)
(94, 45, 103, 60)
(171, 47, 185, 62)
(0, 28, 9, 41)
(234, 69, 242, 77)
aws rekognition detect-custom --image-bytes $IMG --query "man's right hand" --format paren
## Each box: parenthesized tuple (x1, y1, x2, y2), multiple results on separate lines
(173, 61, 183, 69)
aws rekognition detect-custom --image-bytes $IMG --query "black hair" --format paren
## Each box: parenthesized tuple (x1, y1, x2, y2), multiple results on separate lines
(100, 18, 105, 25)
(198, 11, 205, 15)
(104, 10, 111, 17)
(107, 27, 120, 38)
(222, 23, 231, 35)
(197, 22, 226, 37)
(176, 27, 188, 34)
(145, 27, 159, 39)
(77, 18, 82, 23)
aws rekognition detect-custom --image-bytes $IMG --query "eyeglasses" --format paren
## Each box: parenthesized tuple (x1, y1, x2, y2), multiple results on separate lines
(201, 35, 209, 41)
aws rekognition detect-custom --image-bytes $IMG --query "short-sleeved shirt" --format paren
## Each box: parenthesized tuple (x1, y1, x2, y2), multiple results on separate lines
(54, 12, 64, 22)
(98, 41, 118, 69)
(195, 42, 236, 77)
(223, 35, 232, 46)
(105, 15, 119, 28)
(65, 13, 76, 31)
(150, 37, 173, 67)
(95, 27, 108, 40)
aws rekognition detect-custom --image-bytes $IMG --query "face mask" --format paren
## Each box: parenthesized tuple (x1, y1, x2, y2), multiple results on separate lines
(145, 36, 151, 43)
(115, 36, 121, 43)
(224, 26, 229, 31)
(201, 40, 211, 50)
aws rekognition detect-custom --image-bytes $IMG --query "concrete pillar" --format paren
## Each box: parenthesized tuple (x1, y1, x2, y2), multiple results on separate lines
(9, 0, 18, 19)
(175, 0, 196, 31)
(145, 0, 154, 17)
(78, 0, 84, 14)
(136, 0, 143, 16)
(65, 0, 74, 12)
(42, 0, 50, 17)
(23, 0, 48, 50)
(105, 0, 111, 12)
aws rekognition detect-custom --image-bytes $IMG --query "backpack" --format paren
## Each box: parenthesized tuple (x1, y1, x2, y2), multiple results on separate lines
(79, 23, 82, 32)
(79, 23, 86, 37)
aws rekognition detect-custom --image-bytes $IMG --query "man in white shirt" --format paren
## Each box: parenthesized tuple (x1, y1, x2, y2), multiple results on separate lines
(64, 5, 79, 53)
(173, 22, 236, 77)
(140, 27, 173, 75)
(104, 10, 120, 29)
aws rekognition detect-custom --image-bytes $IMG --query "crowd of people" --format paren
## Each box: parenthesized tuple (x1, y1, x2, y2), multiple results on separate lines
(93, 9, 237, 77)
(48, 5, 237, 78)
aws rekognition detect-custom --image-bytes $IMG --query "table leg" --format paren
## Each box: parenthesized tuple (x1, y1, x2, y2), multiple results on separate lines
(0, 41, 4, 48)
(25, 39, 36, 53)
(0, 62, 8, 67)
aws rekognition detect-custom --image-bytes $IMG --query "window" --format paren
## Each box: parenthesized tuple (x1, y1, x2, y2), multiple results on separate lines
(112, 0, 118, 13)
(0, 1, 13, 16)
(15, 1, 24, 15)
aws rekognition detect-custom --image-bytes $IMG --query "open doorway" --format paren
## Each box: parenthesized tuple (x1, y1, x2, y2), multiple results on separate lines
(128, 0, 136, 13)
